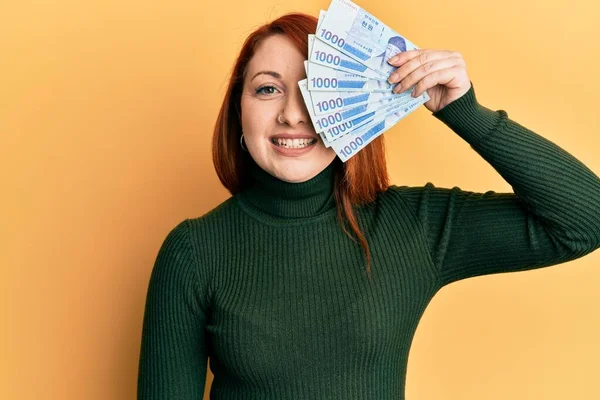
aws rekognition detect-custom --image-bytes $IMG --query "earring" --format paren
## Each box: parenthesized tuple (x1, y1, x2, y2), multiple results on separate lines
(277, 114, 284, 124)
(240, 134, 248, 151)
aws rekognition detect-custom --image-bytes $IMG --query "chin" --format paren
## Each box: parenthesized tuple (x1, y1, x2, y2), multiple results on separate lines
(254, 148, 336, 183)
(272, 164, 319, 183)
(275, 170, 313, 183)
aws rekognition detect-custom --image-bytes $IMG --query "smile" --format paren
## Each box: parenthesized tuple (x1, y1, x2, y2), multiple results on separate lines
(270, 138, 317, 148)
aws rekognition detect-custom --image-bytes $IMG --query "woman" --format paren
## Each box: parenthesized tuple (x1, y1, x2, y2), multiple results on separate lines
(137, 13, 600, 400)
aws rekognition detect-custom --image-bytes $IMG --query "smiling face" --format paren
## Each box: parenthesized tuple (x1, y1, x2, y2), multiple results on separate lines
(240, 34, 336, 183)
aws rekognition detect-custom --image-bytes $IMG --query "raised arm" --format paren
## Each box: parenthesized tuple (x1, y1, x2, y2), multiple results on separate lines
(390, 84, 600, 288)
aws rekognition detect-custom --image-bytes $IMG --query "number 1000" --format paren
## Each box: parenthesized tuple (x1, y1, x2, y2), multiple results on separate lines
(339, 136, 364, 158)
(311, 77, 338, 89)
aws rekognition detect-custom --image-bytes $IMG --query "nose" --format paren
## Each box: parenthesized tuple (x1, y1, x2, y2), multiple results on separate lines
(280, 86, 310, 127)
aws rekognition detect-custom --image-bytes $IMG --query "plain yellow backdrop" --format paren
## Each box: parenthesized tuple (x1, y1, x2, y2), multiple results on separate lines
(2, 0, 599, 399)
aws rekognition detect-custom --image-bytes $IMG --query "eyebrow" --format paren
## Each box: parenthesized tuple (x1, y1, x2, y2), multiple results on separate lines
(251, 70, 282, 82)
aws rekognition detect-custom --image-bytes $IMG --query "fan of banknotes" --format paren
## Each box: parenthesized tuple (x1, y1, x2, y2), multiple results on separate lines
(299, 0, 430, 162)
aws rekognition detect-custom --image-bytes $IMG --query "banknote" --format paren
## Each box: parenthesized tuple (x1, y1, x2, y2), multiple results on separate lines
(316, 0, 419, 77)
(308, 89, 399, 116)
(308, 31, 383, 82)
(318, 112, 377, 148)
(315, 10, 384, 80)
(309, 34, 384, 80)
(331, 92, 429, 162)
(316, 115, 380, 148)
(306, 61, 394, 92)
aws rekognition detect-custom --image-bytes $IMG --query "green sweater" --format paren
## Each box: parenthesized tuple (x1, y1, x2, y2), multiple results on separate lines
(137, 85, 600, 399)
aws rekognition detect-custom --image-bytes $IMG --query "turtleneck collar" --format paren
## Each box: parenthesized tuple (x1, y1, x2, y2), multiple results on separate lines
(236, 158, 339, 222)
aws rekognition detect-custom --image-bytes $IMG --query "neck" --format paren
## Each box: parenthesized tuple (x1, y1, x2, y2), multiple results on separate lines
(238, 158, 340, 220)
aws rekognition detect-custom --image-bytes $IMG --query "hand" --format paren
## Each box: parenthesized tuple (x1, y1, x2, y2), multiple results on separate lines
(387, 49, 471, 113)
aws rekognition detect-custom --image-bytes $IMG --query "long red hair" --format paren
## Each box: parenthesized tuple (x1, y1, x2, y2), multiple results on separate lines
(212, 13, 390, 278)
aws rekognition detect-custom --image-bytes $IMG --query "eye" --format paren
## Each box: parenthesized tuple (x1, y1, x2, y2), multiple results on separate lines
(256, 85, 280, 96)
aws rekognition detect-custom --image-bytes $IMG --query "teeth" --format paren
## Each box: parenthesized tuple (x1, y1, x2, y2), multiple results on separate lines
(273, 138, 315, 148)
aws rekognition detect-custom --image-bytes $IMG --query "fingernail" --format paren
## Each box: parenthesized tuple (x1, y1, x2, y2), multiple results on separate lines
(388, 73, 399, 84)
(388, 55, 399, 64)
(395, 82, 403, 93)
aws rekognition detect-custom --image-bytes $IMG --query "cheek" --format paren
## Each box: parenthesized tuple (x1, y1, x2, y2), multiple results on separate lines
(241, 99, 275, 139)
(242, 110, 264, 138)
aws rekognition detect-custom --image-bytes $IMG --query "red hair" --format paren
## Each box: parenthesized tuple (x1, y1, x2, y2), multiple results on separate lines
(212, 13, 390, 278)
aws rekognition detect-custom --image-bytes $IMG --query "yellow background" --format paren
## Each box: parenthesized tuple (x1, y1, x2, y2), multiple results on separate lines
(2, 0, 599, 399)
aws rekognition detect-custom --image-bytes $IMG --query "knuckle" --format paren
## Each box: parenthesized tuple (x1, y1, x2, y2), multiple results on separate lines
(421, 61, 433, 72)
(418, 52, 429, 65)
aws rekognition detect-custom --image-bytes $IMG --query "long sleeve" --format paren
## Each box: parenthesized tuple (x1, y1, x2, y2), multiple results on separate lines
(137, 219, 210, 399)
(391, 84, 600, 288)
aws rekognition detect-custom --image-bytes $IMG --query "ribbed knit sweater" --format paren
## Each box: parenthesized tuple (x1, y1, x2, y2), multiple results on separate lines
(137, 84, 600, 399)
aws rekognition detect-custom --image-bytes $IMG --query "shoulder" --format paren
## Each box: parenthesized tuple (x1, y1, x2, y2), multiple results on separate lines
(157, 197, 239, 260)
(161, 197, 238, 239)
(184, 196, 243, 257)
(188, 196, 238, 227)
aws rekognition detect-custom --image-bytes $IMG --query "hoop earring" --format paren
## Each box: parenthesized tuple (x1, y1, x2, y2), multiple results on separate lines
(277, 114, 284, 124)
(240, 134, 248, 151)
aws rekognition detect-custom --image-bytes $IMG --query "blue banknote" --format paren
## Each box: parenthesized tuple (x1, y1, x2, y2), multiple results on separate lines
(309, 32, 384, 80)
(306, 61, 394, 92)
(308, 89, 399, 116)
(316, 0, 419, 77)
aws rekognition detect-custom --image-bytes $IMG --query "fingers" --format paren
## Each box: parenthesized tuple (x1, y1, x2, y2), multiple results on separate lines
(388, 49, 445, 81)
(411, 66, 462, 98)
(393, 57, 462, 94)
(387, 49, 465, 94)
